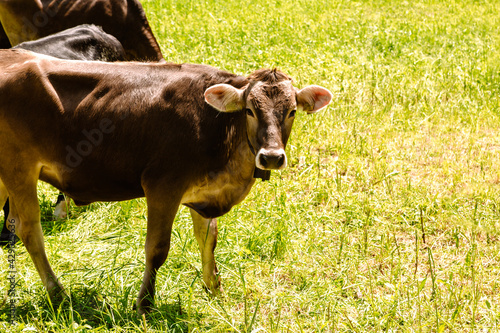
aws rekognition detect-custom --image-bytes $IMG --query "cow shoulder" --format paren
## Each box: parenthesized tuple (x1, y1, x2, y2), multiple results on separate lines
(0, 50, 58, 95)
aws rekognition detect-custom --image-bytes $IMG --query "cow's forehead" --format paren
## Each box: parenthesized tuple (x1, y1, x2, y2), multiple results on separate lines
(247, 80, 296, 110)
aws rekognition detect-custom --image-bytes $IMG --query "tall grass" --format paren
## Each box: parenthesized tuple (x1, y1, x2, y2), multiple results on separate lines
(2, 0, 500, 331)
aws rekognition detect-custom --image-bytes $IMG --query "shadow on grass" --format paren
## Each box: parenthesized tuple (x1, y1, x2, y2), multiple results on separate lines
(0, 286, 197, 331)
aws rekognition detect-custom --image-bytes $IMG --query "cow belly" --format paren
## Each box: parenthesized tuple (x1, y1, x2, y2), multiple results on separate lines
(67, 190, 144, 205)
(64, 186, 144, 205)
(39, 164, 144, 204)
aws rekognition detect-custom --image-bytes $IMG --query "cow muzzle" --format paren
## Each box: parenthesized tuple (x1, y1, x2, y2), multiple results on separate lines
(255, 148, 287, 170)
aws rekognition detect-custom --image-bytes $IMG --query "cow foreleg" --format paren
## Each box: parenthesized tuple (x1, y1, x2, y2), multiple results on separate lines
(189, 208, 221, 295)
(136, 192, 180, 314)
(8, 182, 66, 302)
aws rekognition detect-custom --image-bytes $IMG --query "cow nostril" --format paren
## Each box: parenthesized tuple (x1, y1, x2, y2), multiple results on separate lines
(259, 154, 268, 167)
(276, 154, 285, 167)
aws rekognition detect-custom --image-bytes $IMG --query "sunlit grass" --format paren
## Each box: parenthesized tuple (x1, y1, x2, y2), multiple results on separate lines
(2, 0, 500, 331)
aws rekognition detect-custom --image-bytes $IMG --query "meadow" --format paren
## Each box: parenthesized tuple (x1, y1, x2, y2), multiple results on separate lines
(2, 0, 500, 331)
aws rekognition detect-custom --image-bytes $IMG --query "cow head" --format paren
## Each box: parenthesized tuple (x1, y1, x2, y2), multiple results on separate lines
(204, 69, 332, 170)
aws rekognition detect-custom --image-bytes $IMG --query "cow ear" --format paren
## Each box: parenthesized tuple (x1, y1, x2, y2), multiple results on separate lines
(205, 84, 245, 112)
(296, 85, 333, 114)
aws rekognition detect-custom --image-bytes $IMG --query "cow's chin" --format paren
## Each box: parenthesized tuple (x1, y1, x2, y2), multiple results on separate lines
(255, 148, 287, 170)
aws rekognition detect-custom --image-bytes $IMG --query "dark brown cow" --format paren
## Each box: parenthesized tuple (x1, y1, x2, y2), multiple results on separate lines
(0, 0, 163, 61)
(0, 49, 332, 313)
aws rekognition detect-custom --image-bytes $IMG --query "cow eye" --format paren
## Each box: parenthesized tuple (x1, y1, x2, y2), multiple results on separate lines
(289, 110, 297, 118)
(246, 108, 255, 117)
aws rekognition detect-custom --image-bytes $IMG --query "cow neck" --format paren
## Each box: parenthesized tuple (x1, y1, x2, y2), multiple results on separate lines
(243, 80, 271, 181)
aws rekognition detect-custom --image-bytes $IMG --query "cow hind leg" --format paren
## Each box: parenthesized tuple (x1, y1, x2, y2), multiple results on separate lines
(189, 209, 221, 294)
(53, 193, 70, 219)
(7, 178, 66, 302)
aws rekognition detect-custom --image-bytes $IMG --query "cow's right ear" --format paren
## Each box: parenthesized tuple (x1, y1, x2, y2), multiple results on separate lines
(205, 84, 245, 112)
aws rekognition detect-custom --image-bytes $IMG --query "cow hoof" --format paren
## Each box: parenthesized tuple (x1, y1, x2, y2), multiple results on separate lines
(47, 286, 69, 309)
(135, 304, 152, 316)
(203, 284, 223, 297)
(134, 298, 154, 315)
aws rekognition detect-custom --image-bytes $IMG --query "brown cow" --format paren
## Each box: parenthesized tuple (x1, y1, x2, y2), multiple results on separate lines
(0, 0, 163, 61)
(0, 49, 332, 313)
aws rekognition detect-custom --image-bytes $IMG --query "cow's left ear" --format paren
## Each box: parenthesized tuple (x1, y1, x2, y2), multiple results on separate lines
(296, 85, 333, 114)
(205, 84, 245, 112)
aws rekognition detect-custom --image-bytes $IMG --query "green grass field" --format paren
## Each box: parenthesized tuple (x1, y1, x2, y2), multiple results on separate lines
(2, 0, 500, 331)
